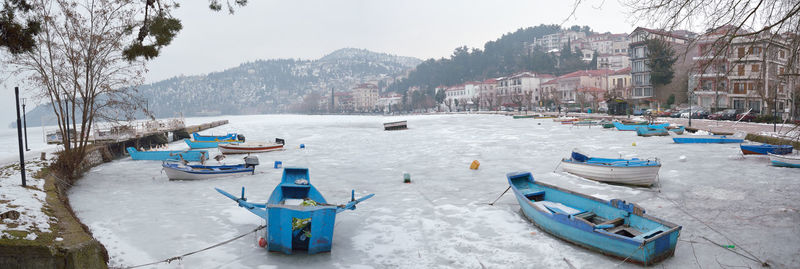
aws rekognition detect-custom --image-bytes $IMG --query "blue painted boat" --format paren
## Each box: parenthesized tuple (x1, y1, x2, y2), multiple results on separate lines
(561, 150, 661, 186)
(740, 144, 793, 155)
(216, 167, 374, 254)
(126, 147, 208, 161)
(666, 126, 685, 135)
(184, 138, 238, 149)
(635, 126, 668, 137)
(163, 162, 255, 180)
(192, 132, 243, 142)
(613, 121, 669, 131)
(507, 171, 681, 265)
(669, 131, 745, 144)
(768, 153, 800, 168)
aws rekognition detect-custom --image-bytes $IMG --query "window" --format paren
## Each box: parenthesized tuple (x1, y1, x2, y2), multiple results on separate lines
(733, 83, 745, 94)
(751, 64, 759, 72)
(748, 101, 761, 112)
(643, 88, 652, 97)
(738, 65, 745, 76)
(738, 47, 745, 58)
(733, 99, 744, 109)
(779, 50, 785, 58)
(779, 67, 785, 75)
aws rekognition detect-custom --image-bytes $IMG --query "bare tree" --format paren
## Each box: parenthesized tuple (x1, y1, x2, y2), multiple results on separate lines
(471, 95, 481, 111)
(8, 0, 148, 178)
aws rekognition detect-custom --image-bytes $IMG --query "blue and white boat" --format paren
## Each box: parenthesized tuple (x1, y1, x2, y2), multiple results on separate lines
(561, 150, 661, 186)
(507, 171, 681, 265)
(216, 167, 374, 254)
(666, 126, 685, 135)
(635, 126, 669, 137)
(613, 121, 669, 131)
(669, 131, 745, 144)
(184, 138, 239, 149)
(740, 144, 793, 155)
(768, 153, 800, 168)
(162, 156, 259, 180)
(192, 132, 244, 142)
(127, 147, 208, 161)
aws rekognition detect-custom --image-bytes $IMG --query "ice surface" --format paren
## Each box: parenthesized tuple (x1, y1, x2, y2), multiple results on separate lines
(66, 114, 800, 268)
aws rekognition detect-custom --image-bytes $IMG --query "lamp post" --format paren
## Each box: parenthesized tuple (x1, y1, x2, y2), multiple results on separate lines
(22, 98, 30, 151)
(688, 91, 695, 127)
(15, 87, 27, 187)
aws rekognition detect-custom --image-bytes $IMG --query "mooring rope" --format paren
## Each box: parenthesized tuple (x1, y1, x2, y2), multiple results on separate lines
(116, 224, 266, 269)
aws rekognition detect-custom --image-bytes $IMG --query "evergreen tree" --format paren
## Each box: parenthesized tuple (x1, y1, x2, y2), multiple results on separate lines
(645, 38, 677, 86)
(588, 51, 598, 70)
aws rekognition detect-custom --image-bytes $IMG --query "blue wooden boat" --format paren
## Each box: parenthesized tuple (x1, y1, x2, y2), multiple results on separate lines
(635, 126, 668, 137)
(669, 131, 745, 144)
(216, 167, 374, 254)
(613, 121, 669, 131)
(768, 153, 800, 168)
(740, 144, 793, 155)
(507, 171, 681, 265)
(666, 126, 685, 135)
(184, 138, 238, 149)
(126, 147, 208, 161)
(561, 150, 661, 186)
(163, 162, 255, 180)
(192, 132, 244, 142)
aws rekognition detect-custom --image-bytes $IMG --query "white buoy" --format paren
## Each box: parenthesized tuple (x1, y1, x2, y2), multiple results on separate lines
(679, 155, 687, 162)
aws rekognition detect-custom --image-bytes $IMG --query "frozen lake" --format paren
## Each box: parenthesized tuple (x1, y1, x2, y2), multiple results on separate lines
(68, 114, 800, 268)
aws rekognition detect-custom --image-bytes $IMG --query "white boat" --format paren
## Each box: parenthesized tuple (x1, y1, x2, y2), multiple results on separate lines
(768, 153, 800, 168)
(218, 139, 284, 154)
(561, 150, 661, 186)
(162, 156, 259, 180)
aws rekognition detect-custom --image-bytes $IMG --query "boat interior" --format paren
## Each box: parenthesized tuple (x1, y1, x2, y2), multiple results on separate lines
(510, 174, 669, 241)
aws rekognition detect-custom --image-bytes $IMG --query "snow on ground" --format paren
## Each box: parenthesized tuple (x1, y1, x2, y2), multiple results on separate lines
(0, 159, 54, 240)
(66, 114, 800, 268)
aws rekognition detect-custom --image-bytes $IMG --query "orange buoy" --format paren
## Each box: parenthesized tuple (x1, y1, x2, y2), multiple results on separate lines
(258, 237, 267, 248)
(470, 160, 480, 170)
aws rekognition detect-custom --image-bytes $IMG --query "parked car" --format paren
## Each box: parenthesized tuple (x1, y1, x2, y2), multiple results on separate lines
(720, 109, 739, 120)
(736, 112, 756, 122)
(657, 109, 673, 117)
(707, 111, 725, 120)
(691, 109, 709, 119)
(672, 109, 688, 118)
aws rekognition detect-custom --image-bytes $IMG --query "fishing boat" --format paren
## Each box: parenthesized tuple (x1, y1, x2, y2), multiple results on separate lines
(602, 121, 616, 128)
(666, 126, 685, 135)
(635, 127, 669, 137)
(507, 171, 681, 265)
(553, 117, 578, 122)
(162, 156, 259, 180)
(621, 119, 648, 125)
(740, 144, 793, 155)
(513, 115, 535, 119)
(383, 120, 408, 130)
(573, 120, 602, 126)
(561, 150, 661, 186)
(613, 121, 669, 131)
(192, 132, 244, 142)
(126, 147, 208, 161)
(216, 167, 374, 254)
(219, 139, 285, 154)
(768, 153, 800, 168)
(184, 138, 240, 149)
(669, 131, 745, 144)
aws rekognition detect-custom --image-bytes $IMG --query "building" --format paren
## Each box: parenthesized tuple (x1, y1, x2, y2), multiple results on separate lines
(688, 25, 793, 116)
(548, 69, 614, 108)
(597, 54, 631, 70)
(352, 83, 379, 112)
(376, 92, 403, 113)
(629, 27, 695, 105)
(607, 67, 632, 99)
(478, 79, 498, 110)
(533, 31, 587, 52)
(495, 72, 554, 109)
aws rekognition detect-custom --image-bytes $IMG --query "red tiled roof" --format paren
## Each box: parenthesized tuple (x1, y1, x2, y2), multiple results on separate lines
(542, 79, 559, 85)
(612, 67, 631, 75)
(577, 87, 606, 93)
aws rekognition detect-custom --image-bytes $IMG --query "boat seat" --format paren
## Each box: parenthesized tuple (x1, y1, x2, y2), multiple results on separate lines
(607, 225, 642, 238)
(534, 201, 585, 216)
(522, 190, 545, 201)
(594, 217, 624, 229)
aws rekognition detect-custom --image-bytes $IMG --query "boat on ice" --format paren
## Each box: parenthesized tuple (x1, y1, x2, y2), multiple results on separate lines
(512, 115, 535, 119)
(613, 121, 669, 131)
(126, 147, 208, 161)
(219, 139, 285, 154)
(507, 171, 681, 265)
(561, 150, 661, 186)
(383, 120, 408, 130)
(192, 132, 244, 142)
(669, 131, 745, 144)
(216, 167, 374, 254)
(666, 126, 685, 135)
(740, 144, 793, 155)
(767, 153, 800, 168)
(162, 156, 259, 180)
(635, 127, 669, 137)
(553, 117, 578, 122)
(184, 138, 241, 149)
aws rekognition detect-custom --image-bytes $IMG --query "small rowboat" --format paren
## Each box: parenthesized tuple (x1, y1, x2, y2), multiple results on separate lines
(553, 117, 578, 122)
(669, 131, 745, 144)
(613, 121, 669, 131)
(507, 171, 681, 265)
(383, 120, 408, 130)
(561, 150, 661, 186)
(184, 138, 240, 149)
(162, 156, 259, 180)
(635, 126, 668, 137)
(740, 144, 793, 155)
(666, 126, 685, 135)
(216, 167, 374, 254)
(513, 115, 535, 119)
(219, 139, 285, 154)
(126, 147, 208, 161)
(192, 132, 244, 142)
(768, 153, 800, 168)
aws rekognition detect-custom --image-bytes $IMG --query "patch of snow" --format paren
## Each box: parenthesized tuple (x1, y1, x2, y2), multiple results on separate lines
(0, 158, 53, 237)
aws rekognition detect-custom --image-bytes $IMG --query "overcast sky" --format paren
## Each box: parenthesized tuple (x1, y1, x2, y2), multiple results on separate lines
(2, 0, 636, 124)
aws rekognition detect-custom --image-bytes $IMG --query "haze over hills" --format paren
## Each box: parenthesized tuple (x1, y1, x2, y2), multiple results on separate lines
(13, 48, 421, 127)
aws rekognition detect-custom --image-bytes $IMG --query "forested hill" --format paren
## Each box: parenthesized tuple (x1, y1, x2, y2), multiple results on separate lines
(388, 24, 595, 93)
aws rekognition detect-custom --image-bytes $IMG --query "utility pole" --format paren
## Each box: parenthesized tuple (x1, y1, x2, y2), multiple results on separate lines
(64, 93, 70, 150)
(15, 87, 27, 187)
(22, 98, 30, 151)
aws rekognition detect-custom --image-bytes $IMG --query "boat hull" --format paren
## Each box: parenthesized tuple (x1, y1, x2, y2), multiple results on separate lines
(219, 143, 284, 154)
(614, 122, 669, 131)
(162, 163, 253, 180)
(561, 161, 660, 186)
(636, 127, 668, 137)
(184, 139, 238, 149)
(192, 133, 237, 142)
(740, 144, 793, 155)
(768, 154, 800, 168)
(126, 147, 208, 161)
(508, 172, 680, 265)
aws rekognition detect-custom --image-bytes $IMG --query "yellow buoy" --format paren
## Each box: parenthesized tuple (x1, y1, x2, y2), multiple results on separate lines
(632, 142, 637, 146)
(470, 160, 480, 170)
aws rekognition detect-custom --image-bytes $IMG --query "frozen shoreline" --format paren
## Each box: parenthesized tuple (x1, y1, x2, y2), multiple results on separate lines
(66, 114, 800, 268)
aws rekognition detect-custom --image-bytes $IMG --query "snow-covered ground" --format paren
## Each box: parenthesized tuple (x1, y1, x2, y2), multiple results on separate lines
(66, 114, 800, 268)
(0, 159, 54, 241)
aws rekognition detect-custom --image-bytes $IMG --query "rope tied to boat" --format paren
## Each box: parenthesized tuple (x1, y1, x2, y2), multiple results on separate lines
(115, 224, 267, 269)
